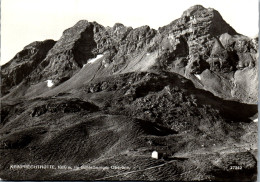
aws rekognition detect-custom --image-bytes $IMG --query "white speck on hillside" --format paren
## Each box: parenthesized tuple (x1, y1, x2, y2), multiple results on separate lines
(146, 53, 150, 56)
(46, 80, 54, 87)
(88, 55, 103, 64)
(83, 55, 104, 67)
(194, 74, 201, 80)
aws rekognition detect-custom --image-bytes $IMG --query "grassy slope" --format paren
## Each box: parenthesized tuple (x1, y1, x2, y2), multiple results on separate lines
(0, 71, 257, 181)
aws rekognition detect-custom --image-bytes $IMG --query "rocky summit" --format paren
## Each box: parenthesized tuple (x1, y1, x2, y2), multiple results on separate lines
(0, 5, 258, 181)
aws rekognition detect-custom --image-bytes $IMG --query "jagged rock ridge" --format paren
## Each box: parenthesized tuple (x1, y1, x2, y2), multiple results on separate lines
(1, 5, 258, 104)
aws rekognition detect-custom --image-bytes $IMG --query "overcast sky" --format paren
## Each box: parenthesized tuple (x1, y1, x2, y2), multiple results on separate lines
(1, 0, 259, 65)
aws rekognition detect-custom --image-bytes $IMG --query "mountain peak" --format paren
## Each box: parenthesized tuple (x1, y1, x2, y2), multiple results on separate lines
(182, 4, 206, 17)
(113, 23, 125, 29)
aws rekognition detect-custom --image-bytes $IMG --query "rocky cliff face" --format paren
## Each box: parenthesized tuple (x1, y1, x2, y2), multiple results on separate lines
(2, 5, 257, 103)
(1, 5, 257, 103)
(1, 40, 56, 95)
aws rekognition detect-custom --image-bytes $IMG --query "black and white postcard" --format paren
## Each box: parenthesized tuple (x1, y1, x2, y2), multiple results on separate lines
(0, 0, 258, 181)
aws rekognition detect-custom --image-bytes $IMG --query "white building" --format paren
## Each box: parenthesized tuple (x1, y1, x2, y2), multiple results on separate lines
(151, 151, 159, 159)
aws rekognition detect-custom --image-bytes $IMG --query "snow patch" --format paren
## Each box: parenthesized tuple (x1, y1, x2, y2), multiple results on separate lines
(82, 55, 103, 68)
(194, 74, 201, 80)
(88, 54, 103, 64)
(46, 80, 54, 87)
(249, 113, 258, 122)
(151, 151, 158, 159)
(146, 53, 150, 56)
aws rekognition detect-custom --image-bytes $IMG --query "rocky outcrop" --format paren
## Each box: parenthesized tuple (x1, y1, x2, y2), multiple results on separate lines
(1, 40, 56, 95)
(31, 98, 99, 117)
(23, 21, 156, 85)
(152, 5, 257, 103)
(27, 21, 98, 85)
